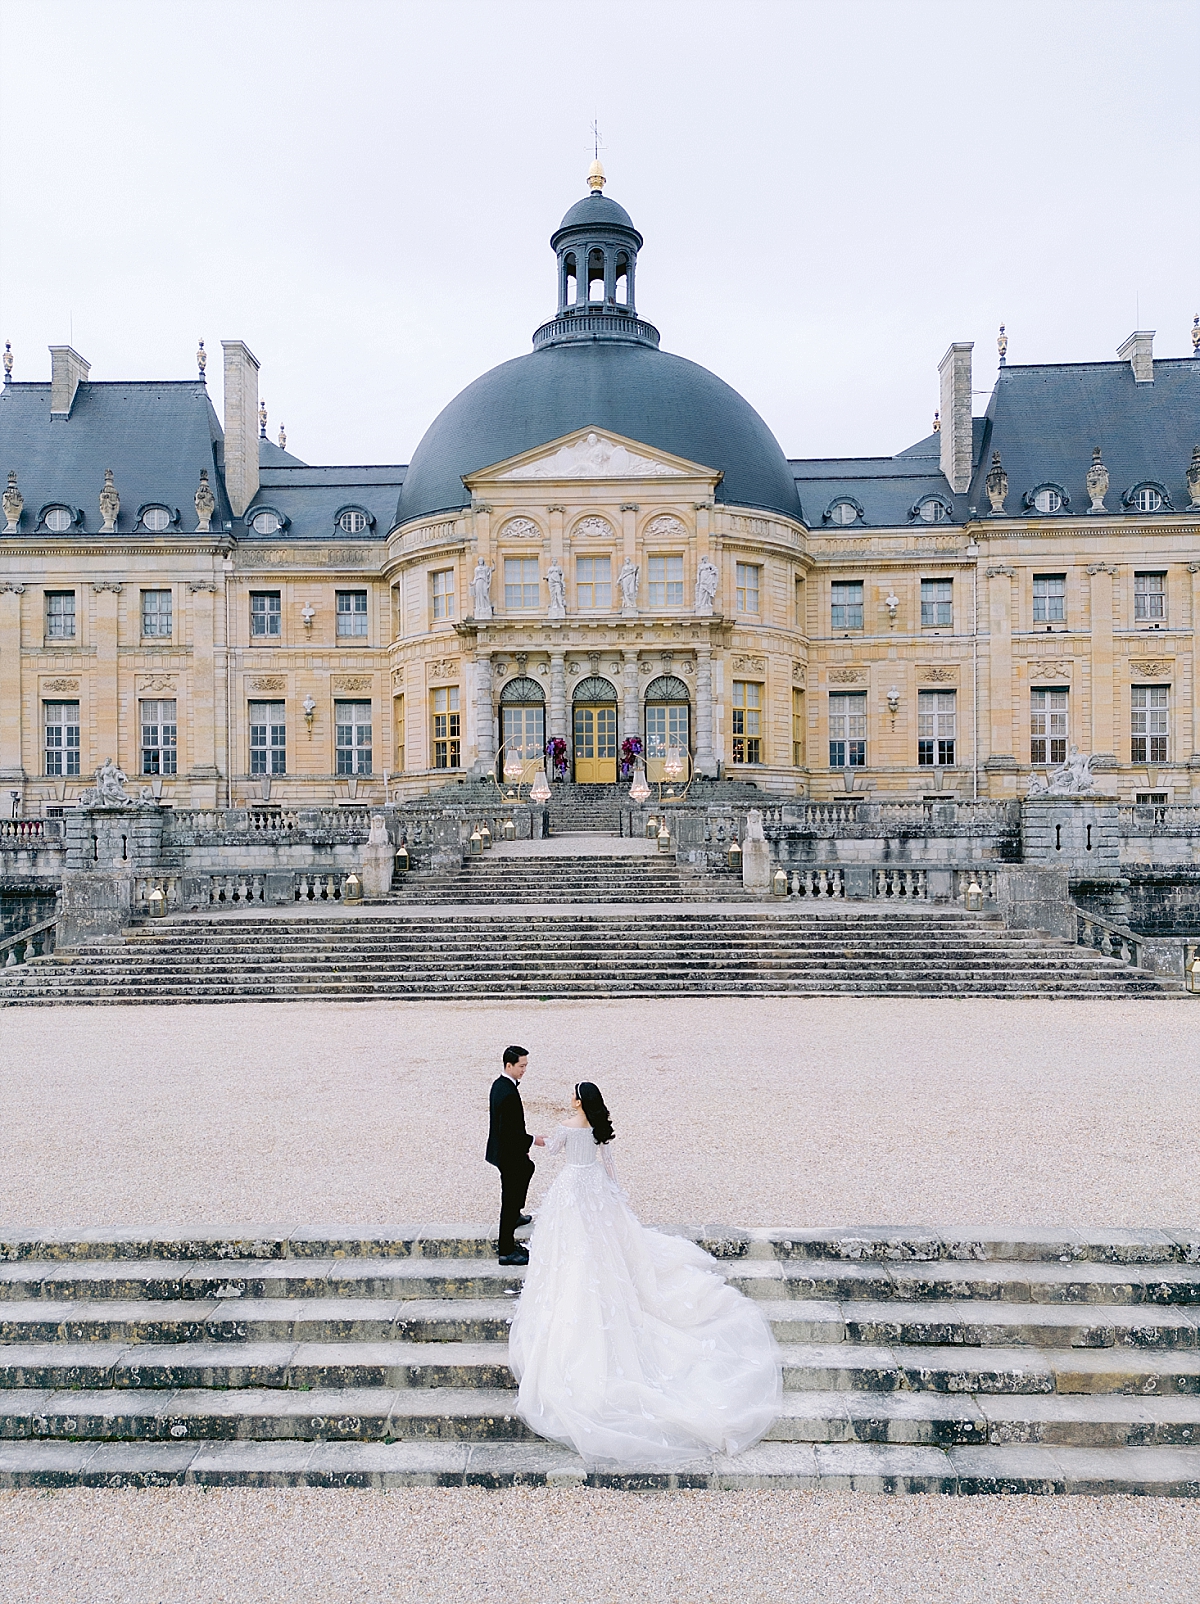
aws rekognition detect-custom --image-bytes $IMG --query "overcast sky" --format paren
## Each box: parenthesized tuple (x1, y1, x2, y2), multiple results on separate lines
(1, 0, 1195, 469)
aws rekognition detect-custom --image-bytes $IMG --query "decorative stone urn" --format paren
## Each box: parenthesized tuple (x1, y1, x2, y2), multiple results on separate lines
(985, 452, 1007, 514)
(1086, 447, 1109, 514)
(1187, 444, 1200, 512)
(99, 468, 120, 533)
(195, 468, 216, 532)
(2, 470, 22, 532)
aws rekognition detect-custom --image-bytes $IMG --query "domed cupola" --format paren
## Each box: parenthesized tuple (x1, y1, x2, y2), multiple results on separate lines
(534, 163, 661, 351)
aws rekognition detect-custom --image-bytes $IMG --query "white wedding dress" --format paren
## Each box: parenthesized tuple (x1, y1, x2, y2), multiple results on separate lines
(508, 1125, 782, 1469)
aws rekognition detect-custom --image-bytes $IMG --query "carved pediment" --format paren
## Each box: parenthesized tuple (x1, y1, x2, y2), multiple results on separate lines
(471, 429, 713, 485)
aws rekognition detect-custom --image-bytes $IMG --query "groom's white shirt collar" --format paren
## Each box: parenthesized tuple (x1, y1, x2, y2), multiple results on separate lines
(503, 1070, 522, 1087)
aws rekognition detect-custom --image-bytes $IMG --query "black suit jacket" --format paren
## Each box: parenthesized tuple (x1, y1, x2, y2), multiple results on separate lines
(486, 1074, 533, 1170)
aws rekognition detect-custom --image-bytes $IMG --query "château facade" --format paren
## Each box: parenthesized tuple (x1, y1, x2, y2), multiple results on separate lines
(2, 168, 1199, 814)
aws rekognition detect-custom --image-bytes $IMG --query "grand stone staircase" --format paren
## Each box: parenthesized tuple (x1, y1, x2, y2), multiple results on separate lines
(0, 904, 1176, 1004)
(386, 851, 748, 905)
(0, 1224, 1196, 1491)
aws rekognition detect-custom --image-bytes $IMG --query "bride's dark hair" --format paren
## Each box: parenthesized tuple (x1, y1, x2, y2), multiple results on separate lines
(575, 1082, 615, 1145)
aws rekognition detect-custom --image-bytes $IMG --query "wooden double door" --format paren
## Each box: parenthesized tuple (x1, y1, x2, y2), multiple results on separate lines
(573, 703, 617, 782)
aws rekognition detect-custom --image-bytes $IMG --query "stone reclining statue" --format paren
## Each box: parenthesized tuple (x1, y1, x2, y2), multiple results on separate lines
(1027, 746, 1097, 797)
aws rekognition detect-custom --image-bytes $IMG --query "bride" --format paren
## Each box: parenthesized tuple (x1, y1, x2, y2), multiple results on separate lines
(508, 1082, 781, 1469)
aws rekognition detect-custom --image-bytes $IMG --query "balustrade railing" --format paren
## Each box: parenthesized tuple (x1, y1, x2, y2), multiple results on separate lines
(953, 867, 999, 903)
(874, 867, 928, 900)
(0, 818, 63, 846)
(789, 867, 845, 898)
(133, 876, 183, 913)
(1119, 804, 1200, 832)
(1076, 910, 1141, 967)
(0, 916, 57, 966)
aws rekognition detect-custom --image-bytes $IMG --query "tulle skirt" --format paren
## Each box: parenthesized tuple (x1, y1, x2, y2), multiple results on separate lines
(508, 1159, 782, 1469)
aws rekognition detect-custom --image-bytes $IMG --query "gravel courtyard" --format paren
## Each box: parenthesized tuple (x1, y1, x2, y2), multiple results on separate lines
(1, 995, 1197, 1229)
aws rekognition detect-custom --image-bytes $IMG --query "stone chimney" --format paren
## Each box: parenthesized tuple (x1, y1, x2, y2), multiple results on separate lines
(1117, 330, 1155, 385)
(49, 345, 90, 420)
(937, 342, 974, 494)
(221, 340, 261, 517)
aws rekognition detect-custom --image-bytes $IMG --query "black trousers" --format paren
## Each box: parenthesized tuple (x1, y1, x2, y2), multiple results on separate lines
(498, 1157, 535, 1254)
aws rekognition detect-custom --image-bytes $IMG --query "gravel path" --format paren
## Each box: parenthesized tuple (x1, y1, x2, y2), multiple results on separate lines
(1, 997, 1196, 1229)
(0, 1488, 1196, 1602)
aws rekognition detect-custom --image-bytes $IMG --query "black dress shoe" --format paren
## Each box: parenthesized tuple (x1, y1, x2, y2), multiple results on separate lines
(516, 1214, 533, 1227)
(499, 1249, 529, 1266)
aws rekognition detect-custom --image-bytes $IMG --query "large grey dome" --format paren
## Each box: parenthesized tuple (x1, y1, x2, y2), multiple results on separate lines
(395, 340, 802, 525)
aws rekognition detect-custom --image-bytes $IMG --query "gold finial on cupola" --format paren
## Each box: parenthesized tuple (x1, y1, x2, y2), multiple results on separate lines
(587, 159, 606, 192)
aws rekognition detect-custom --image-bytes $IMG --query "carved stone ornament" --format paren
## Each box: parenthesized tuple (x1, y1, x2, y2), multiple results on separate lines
(195, 468, 216, 533)
(500, 517, 540, 541)
(429, 659, 459, 679)
(497, 433, 687, 480)
(139, 676, 176, 692)
(733, 655, 766, 672)
(78, 758, 136, 808)
(91, 581, 123, 594)
(545, 560, 566, 619)
(98, 468, 120, 533)
(646, 514, 687, 538)
(574, 515, 615, 541)
(1129, 659, 1173, 676)
(41, 678, 79, 693)
(792, 662, 806, 685)
(985, 452, 1008, 514)
(1027, 747, 1098, 797)
(248, 676, 286, 692)
(1187, 445, 1200, 511)
(1085, 562, 1119, 577)
(985, 564, 1015, 579)
(0, 581, 25, 594)
(1028, 660, 1074, 679)
(918, 666, 958, 683)
(1086, 447, 1109, 514)
(694, 554, 719, 615)
(3, 469, 24, 532)
(827, 667, 864, 683)
(617, 557, 640, 613)
(187, 580, 217, 592)
(332, 676, 372, 692)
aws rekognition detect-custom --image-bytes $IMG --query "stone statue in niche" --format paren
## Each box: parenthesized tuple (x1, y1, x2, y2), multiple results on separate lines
(617, 557, 640, 613)
(79, 758, 137, 808)
(1086, 447, 1109, 514)
(545, 560, 566, 619)
(98, 468, 120, 533)
(471, 559, 494, 620)
(2, 470, 22, 532)
(694, 554, 719, 615)
(984, 452, 1007, 514)
(195, 468, 216, 533)
(1027, 746, 1097, 796)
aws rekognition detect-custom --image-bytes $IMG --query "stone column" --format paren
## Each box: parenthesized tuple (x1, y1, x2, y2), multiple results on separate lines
(188, 582, 220, 805)
(549, 651, 567, 741)
(92, 584, 122, 780)
(0, 584, 25, 788)
(695, 644, 717, 777)
(1087, 564, 1117, 765)
(472, 653, 495, 776)
(1188, 564, 1200, 782)
(984, 565, 1016, 793)
(622, 649, 640, 754)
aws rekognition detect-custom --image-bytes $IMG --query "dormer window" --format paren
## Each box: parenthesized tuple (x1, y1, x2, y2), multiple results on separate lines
(141, 506, 172, 532)
(1033, 488, 1062, 514)
(43, 506, 73, 533)
(826, 499, 861, 527)
(1134, 487, 1161, 512)
(251, 510, 282, 535)
(338, 508, 370, 535)
(914, 497, 950, 524)
(1024, 483, 1069, 515)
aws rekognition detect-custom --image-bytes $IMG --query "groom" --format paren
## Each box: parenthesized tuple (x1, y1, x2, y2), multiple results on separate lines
(486, 1045, 544, 1266)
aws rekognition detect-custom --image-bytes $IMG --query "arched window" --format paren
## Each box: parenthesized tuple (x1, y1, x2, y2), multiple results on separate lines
(614, 252, 629, 305)
(562, 251, 577, 309)
(499, 676, 545, 784)
(573, 675, 618, 702)
(588, 248, 606, 303)
(644, 675, 691, 777)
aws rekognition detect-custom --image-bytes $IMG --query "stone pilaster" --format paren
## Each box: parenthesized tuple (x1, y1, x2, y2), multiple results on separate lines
(472, 653, 495, 776)
(92, 584, 122, 781)
(549, 651, 567, 741)
(622, 649, 639, 752)
(0, 584, 25, 785)
(1087, 565, 1117, 763)
(984, 566, 1016, 790)
(187, 583, 219, 803)
(695, 644, 717, 777)
(1189, 564, 1200, 774)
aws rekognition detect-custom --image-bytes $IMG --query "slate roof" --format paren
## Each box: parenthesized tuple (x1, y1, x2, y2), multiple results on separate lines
(790, 424, 984, 528)
(0, 379, 232, 534)
(244, 465, 406, 541)
(969, 357, 1199, 514)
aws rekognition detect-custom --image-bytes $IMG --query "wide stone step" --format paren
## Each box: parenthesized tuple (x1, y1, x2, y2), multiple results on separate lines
(731, 1258, 1200, 1306)
(0, 1436, 1198, 1492)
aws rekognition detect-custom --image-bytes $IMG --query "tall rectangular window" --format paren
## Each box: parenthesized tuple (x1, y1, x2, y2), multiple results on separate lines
(1134, 572, 1166, 623)
(43, 701, 80, 776)
(792, 688, 805, 767)
(431, 686, 461, 768)
(795, 579, 805, 629)
(830, 581, 863, 631)
(46, 591, 75, 640)
(336, 590, 368, 637)
(431, 569, 455, 621)
(920, 578, 953, 629)
(576, 556, 611, 610)
(249, 700, 286, 775)
(335, 700, 373, 774)
(1030, 688, 1068, 766)
(250, 591, 281, 639)
(141, 590, 172, 638)
(735, 563, 760, 614)
(647, 555, 684, 607)
(731, 681, 762, 764)
(1033, 575, 1066, 624)
(394, 695, 405, 774)
(504, 558, 540, 610)
(829, 692, 867, 768)
(140, 698, 177, 776)
(917, 690, 956, 766)
(1131, 686, 1168, 763)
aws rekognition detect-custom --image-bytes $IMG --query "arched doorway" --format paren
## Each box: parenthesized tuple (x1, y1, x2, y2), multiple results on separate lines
(572, 675, 618, 782)
(499, 676, 545, 784)
(644, 675, 691, 782)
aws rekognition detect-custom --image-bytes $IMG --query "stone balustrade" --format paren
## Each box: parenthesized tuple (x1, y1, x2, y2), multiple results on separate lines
(0, 915, 57, 967)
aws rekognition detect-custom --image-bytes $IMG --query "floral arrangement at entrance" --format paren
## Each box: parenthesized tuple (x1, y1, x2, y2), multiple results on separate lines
(545, 737, 569, 780)
(620, 735, 643, 780)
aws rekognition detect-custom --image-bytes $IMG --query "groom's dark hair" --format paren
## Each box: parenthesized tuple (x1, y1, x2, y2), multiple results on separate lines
(502, 1045, 529, 1067)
